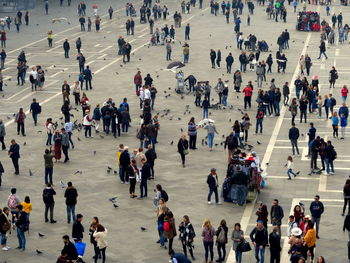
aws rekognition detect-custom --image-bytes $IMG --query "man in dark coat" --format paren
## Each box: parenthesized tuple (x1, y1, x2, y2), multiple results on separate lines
(119, 147, 130, 183)
(8, 139, 20, 174)
(139, 159, 151, 198)
(145, 144, 157, 179)
(72, 214, 84, 241)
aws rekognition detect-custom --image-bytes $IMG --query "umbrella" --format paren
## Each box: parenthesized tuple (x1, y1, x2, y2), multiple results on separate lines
(167, 61, 185, 70)
(198, 118, 215, 127)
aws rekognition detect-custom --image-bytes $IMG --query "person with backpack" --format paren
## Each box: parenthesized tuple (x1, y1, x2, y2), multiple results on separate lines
(7, 188, 20, 221)
(250, 220, 268, 263)
(42, 183, 56, 223)
(179, 215, 196, 260)
(224, 132, 238, 163)
(215, 219, 228, 263)
(255, 106, 264, 134)
(324, 141, 336, 175)
(163, 211, 177, 253)
(14, 204, 28, 251)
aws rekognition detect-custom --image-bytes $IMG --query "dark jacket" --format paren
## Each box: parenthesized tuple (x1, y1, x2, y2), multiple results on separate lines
(30, 102, 41, 114)
(207, 174, 218, 190)
(9, 143, 20, 159)
(141, 162, 151, 181)
(72, 221, 84, 240)
(289, 127, 300, 140)
(63, 41, 70, 50)
(61, 241, 78, 260)
(15, 211, 28, 229)
(250, 227, 268, 246)
(145, 149, 157, 165)
(120, 150, 130, 168)
(64, 187, 78, 206)
(269, 232, 281, 250)
(42, 187, 56, 204)
(226, 55, 234, 65)
(310, 201, 324, 218)
(270, 205, 284, 223)
(177, 139, 188, 154)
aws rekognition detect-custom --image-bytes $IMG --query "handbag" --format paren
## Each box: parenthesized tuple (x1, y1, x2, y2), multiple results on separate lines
(182, 141, 189, 155)
(2, 221, 11, 232)
(238, 241, 252, 252)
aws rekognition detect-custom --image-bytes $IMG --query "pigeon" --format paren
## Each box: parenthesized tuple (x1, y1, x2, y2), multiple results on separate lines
(108, 166, 113, 170)
(299, 202, 305, 207)
(215, 143, 218, 146)
(180, 128, 183, 132)
(6, 116, 10, 119)
(301, 133, 304, 136)
(140, 227, 147, 231)
(107, 169, 111, 173)
(38, 233, 45, 237)
(257, 141, 261, 145)
(77, 137, 81, 141)
(202, 139, 204, 145)
(120, 65, 123, 67)
(170, 141, 174, 145)
(60, 180, 65, 188)
(100, 134, 104, 139)
(229, 118, 231, 122)
(36, 249, 43, 254)
(222, 135, 225, 138)
(74, 171, 82, 175)
(37, 130, 42, 133)
(29, 169, 33, 176)
(59, 117, 63, 120)
(23, 142, 26, 146)
(265, 163, 269, 166)
(93, 150, 97, 155)
(109, 197, 118, 202)
(178, 117, 181, 120)
(113, 170, 118, 174)
(113, 204, 119, 208)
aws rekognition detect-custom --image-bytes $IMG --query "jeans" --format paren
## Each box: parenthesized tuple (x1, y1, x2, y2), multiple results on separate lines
(45, 167, 53, 184)
(203, 108, 209, 118)
(84, 125, 91, 137)
(236, 184, 247, 205)
(325, 158, 334, 174)
(85, 79, 92, 90)
(184, 54, 189, 63)
(255, 246, 265, 263)
(146, 136, 156, 151)
(235, 250, 242, 263)
(32, 112, 38, 125)
(300, 110, 307, 123)
(195, 96, 201, 106)
(62, 145, 69, 162)
(17, 228, 26, 249)
(256, 119, 263, 133)
(158, 227, 165, 246)
(290, 139, 299, 155)
(234, 133, 244, 147)
(1, 232, 7, 245)
(222, 95, 228, 106)
(66, 205, 76, 223)
(122, 122, 129, 133)
(343, 198, 350, 215)
(274, 101, 280, 115)
(208, 188, 219, 203)
(17, 122, 25, 135)
(45, 202, 54, 221)
(207, 133, 214, 148)
(189, 134, 197, 149)
(46, 133, 52, 145)
(95, 247, 106, 263)
(287, 168, 297, 179)
(244, 96, 251, 109)
(64, 50, 69, 58)
(140, 181, 148, 197)
(342, 96, 347, 103)
(318, 51, 328, 59)
(203, 241, 214, 262)
(311, 217, 320, 236)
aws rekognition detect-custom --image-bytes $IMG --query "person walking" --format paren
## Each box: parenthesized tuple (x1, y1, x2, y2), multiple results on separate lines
(286, 156, 299, 180)
(204, 121, 219, 151)
(309, 195, 324, 238)
(231, 223, 244, 263)
(179, 215, 196, 260)
(250, 220, 268, 263)
(269, 226, 281, 263)
(42, 183, 56, 223)
(226, 53, 234, 73)
(329, 66, 338, 89)
(270, 199, 284, 235)
(93, 224, 108, 263)
(61, 128, 70, 163)
(289, 123, 300, 155)
(340, 113, 348, 139)
(187, 117, 198, 150)
(83, 65, 93, 90)
(317, 40, 328, 59)
(0, 120, 5, 150)
(342, 179, 350, 216)
(207, 168, 220, 204)
(332, 112, 339, 138)
(47, 30, 53, 47)
(215, 219, 228, 263)
(44, 148, 54, 185)
(177, 135, 188, 167)
(8, 139, 20, 174)
(64, 181, 78, 224)
(15, 108, 26, 136)
(202, 219, 215, 263)
(163, 211, 177, 253)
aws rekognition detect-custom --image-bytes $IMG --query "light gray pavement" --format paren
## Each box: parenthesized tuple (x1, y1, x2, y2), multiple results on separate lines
(0, 0, 349, 262)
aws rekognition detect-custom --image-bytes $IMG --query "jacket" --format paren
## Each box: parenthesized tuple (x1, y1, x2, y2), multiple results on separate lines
(207, 174, 218, 189)
(120, 150, 130, 167)
(141, 162, 151, 181)
(250, 227, 268, 246)
(309, 201, 324, 218)
(93, 229, 108, 249)
(72, 221, 84, 240)
(304, 228, 316, 247)
(269, 232, 281, 250)
(289, 127, 300, 140)
(64, 186, 78, 205)
(44, 152, 54, 168)
(216, 225, 228, 244)
(42, 187, 56, 204)
(270, 205, 284, 223)
(61, 241, 78, 260)
(9, 143, 20, 159)
(177, 139, 188, 154)
(145, 149, 157, 165)
(15, 112, 26, 123)
(0, 120, 6, 137)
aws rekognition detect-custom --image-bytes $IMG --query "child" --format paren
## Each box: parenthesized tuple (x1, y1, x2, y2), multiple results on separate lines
(286, 156, 299, 180)
(332, 112, 339, 138)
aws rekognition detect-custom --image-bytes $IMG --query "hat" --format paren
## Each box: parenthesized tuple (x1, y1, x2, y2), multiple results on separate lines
(291, 228, 302, 236)
(211, 168, 216, 172)
(304, 215, 311, 219)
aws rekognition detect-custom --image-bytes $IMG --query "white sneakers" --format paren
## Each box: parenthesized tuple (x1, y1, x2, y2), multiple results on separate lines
(208, 201, 211, 205)
(2, 247, 9, 251)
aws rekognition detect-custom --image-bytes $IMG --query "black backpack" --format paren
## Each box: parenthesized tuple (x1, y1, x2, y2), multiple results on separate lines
(161, 190, 169, 202)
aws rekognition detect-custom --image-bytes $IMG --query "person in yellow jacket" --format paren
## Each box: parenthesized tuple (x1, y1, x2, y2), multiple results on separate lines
(47, 30, 53, 47)
(21, 196, 32, 216)
(303, 221, 316, 263)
